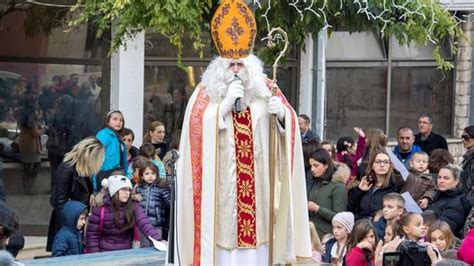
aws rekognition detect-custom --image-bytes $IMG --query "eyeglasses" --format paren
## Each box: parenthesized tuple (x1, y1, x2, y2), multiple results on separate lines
(462, 134, 471, 141)
(374, 160, 390, 165)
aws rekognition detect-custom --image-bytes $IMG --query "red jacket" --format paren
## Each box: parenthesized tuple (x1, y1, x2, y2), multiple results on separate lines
(458, 229, 474, 264)
(336, 136, 366, 178)
(345, 246, 374, 266)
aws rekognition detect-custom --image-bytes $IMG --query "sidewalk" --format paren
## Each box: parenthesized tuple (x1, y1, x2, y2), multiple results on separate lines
(17, 236, 50, 260)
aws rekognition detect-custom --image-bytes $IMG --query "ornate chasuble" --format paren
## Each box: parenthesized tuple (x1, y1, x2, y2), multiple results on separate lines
(232, 107, 257, 248)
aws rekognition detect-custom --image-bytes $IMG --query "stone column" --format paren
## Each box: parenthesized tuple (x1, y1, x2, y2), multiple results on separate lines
(454, 15, 472, 138)
(110, 31, 145, 145)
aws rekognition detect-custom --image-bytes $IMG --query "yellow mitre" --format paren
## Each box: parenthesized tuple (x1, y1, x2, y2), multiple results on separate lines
(211, 0, 257, 59)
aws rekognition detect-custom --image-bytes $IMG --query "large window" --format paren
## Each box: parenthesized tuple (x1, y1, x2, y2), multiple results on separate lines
(143, 31, 300, 143)
(0, 3, 108, 207)
(325, 32, 454, 139)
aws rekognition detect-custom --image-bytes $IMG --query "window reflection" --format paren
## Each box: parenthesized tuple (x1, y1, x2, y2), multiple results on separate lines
(144, 66, 205, 139)
(326, 67, 387, 139)
(0, 62, 102, 194)
(389, 67, 453, 137)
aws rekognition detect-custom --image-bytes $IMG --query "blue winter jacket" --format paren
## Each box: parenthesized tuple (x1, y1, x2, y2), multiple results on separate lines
(374, 217, 387, 241)
(393, 144, 422, 169)
(93, 128, 128, 191)
(136, 183, 171, 227)
(96, 127, 128, 172)
(52, 200, 87, 256)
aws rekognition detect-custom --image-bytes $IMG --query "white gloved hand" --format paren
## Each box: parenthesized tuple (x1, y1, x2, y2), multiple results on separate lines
(220, 80, 244, 117)
(268, 96, 285, 120)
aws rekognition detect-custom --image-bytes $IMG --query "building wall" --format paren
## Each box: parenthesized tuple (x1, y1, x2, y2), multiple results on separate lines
(455, 16, 472, 138)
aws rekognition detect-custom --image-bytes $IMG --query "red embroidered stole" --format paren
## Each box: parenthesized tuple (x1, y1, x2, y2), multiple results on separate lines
(189, 88, 210, 266)
(232, 108, 257, 248)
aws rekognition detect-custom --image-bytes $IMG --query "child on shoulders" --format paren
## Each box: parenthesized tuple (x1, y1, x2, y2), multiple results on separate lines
(401, 151, 437, 209)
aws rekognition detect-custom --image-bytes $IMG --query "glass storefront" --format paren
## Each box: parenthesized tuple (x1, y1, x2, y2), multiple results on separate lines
(324, 32, 454, 139)
(0, 3, 109, 234)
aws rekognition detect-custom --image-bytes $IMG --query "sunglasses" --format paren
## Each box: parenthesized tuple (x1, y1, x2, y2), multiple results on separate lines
(462, 134, 472, 141)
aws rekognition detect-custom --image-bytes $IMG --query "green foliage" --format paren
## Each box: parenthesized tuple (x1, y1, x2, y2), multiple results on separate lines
(71, 0, 462, 69)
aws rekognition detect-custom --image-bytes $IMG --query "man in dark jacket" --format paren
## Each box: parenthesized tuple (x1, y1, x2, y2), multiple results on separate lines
(414, 113, 448, 155)
(52, 200, 87, 256)
(298, 114, 320, 143)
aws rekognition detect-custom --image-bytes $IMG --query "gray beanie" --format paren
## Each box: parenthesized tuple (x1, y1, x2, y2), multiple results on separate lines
(332, 212, 355, 233)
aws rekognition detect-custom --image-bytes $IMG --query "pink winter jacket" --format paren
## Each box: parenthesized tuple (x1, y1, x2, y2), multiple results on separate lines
(345, 246, 374, 266)
(458, 229, 474, 264)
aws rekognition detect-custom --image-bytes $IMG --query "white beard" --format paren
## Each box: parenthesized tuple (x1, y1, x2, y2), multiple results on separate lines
(201, 55, 271, 109)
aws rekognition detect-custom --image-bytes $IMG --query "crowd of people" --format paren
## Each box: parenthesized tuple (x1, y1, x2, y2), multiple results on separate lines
(46, 110, 176, 255)
(299, 112, 474, 265)
(0, 73, 103, 195)
(0, 75, 472, 265)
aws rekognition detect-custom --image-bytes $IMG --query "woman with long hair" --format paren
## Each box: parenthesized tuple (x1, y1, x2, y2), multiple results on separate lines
(348, 149, 405, 220)
(143, 121, 169, 160)
(46, 137, 105, 251)
(17, 94, 43, 195)
(357, 128, 388, 179)
(306, 148, 346, 237)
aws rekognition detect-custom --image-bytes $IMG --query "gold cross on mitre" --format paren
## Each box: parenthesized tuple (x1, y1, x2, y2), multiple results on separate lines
(211, 0, 257, 59)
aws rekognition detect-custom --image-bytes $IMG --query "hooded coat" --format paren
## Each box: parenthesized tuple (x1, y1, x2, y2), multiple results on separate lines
(306, 167, 347, 237)
(52, 201, 87, 256)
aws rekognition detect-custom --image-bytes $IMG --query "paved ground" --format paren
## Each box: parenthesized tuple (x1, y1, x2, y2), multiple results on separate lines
(17, 236, 50, 260)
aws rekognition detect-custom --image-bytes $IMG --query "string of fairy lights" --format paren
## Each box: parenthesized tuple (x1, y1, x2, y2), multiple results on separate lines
(2, 0, 471, 47)
(253, 0, 469, 44)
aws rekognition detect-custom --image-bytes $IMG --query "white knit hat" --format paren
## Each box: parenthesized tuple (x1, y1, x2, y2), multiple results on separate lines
(101, 175, 132, 197)
(332, 212, 355, 233)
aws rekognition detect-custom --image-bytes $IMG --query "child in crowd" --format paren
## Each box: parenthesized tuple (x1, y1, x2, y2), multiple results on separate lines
(422, 210, 440, 229)
(374, 193, 405, 241)
(86, 175, 163, 253)
(321, 140, 336, 161)
(128, 156, 148, 184)
(135, 161, 171, 245)
(384, 222, 402, 243)
(336, 127, 366, 179)
(401, 151, 437, 209)
(309, 222, 323, 262)
(120, 128, 139, 166)
(400, 212, 426, 242)
(52, 201, 87, 256)
(321, 233, 333, 255)
(323, 212, 354, 265)
(345, 219, 377, 266)
(139, 143, 166, 181)
(427, 221, 456, 257)
(94, 110, 128, 192)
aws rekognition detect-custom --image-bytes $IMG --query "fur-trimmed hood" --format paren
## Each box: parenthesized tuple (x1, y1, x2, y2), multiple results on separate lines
(332, 163, 351, 184)
(90, 188, 141, 208)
